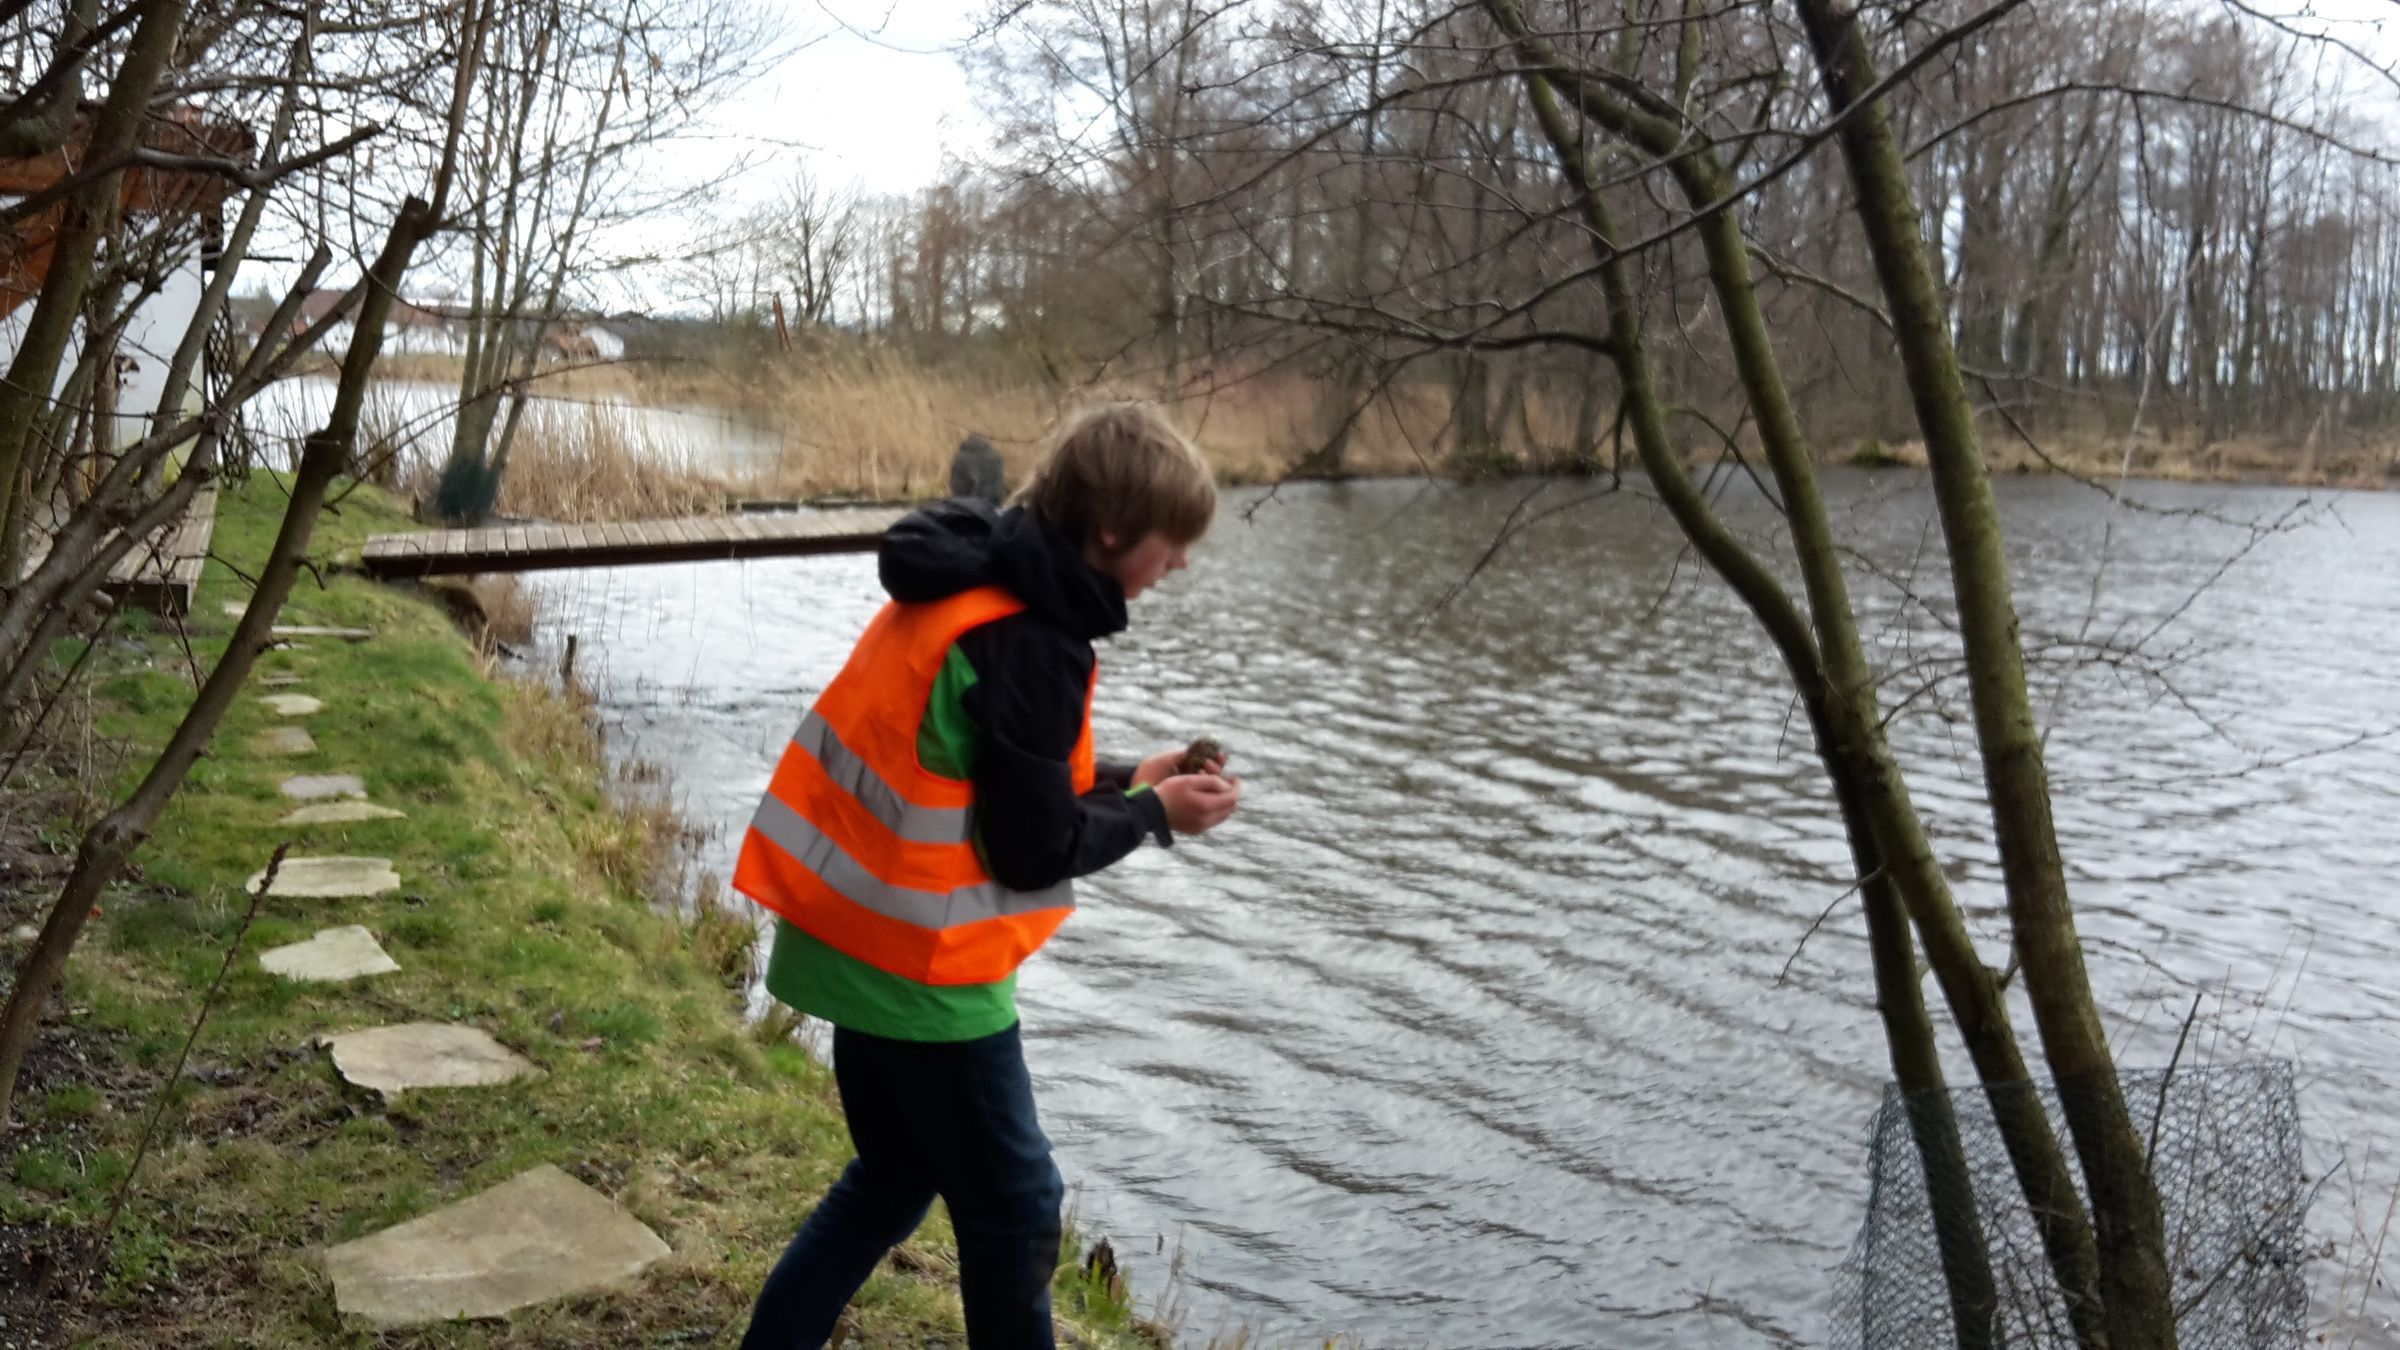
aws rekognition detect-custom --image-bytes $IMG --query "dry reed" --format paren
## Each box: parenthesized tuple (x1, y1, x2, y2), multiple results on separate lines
(645, 348, 1597, 498)
(346, 351, 2391, 526)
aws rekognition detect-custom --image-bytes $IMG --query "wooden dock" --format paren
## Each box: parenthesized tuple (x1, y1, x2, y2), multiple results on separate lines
(358, 506, 909, 579)
(19, 487, 218, 615)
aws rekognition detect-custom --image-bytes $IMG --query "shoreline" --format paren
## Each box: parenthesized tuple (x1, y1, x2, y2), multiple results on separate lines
(0, 479, 1168, 1346)
(268, 358, 2396, 504)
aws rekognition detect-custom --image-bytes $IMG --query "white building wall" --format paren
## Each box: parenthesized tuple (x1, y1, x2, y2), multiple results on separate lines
(0, 197, 210, 454)
(386, 323, 465, 356)
(107, 252, 207, 449)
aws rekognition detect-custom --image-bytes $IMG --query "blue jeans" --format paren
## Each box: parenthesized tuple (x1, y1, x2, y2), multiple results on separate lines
(741, 1022, 1064, 1349)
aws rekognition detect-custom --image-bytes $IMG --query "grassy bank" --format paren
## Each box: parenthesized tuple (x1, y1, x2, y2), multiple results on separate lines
(631, 349, 2400, 503)
(0, 478, 1162, 1347)
(309, 347, 2392, 527)
(1841, 427, 2397, 490)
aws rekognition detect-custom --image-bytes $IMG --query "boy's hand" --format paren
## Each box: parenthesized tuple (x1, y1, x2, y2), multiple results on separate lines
(1156, 772, 1240, 836)
(1134, 744, 1229, 788)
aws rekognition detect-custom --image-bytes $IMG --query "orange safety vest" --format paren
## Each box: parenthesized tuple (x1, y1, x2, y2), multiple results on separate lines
(732, 585, 1097, 986)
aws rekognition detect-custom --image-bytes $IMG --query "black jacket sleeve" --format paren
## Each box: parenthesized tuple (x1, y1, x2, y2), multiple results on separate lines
(957, 615, 1172, 892)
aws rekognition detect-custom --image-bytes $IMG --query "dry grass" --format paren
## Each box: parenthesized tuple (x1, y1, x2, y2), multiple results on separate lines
(349, 348, 2392, 528)
(641, 348, 1594, 497)
(288, 350, 642, 398)
(393, 400, 731, 523)
(1844, 427, 2399, 489)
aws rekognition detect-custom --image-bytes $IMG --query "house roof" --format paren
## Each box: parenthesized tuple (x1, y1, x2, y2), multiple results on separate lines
(0, 104, 255, 214)
(2, 106, 256, 319)
(290, 290, 453, 327)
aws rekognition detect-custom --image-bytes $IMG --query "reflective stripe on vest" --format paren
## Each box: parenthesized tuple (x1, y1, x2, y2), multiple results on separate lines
(789, 711, 972, 846)
(731, 585, 1098, 987)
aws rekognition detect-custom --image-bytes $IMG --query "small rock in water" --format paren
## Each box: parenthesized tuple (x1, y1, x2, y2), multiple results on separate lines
(7, 924, 36, 943)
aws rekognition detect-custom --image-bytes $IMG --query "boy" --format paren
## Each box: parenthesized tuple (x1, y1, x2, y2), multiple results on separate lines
(733, 402, 1241, 1349)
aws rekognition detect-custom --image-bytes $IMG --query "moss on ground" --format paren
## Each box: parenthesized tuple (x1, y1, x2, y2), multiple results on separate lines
(0, 476, 1159, 1347)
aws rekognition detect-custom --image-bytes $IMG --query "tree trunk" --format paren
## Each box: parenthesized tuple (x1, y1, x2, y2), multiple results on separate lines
(1498, 38, 2029, 1342)
(0, 0, 491, 1127)
(1790, 2, 2179, 1344)
(0, 0, 189, 568)
(1489, 12, 2125, 1337)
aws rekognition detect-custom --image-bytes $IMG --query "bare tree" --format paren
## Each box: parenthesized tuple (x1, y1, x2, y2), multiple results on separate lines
(0, 0, 492, 1127)
(429, 0, 778, 523)
(767, 167, 860, 327)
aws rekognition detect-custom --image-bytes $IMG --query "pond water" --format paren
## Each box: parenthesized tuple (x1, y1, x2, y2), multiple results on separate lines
(524, 472, 2400, 1347)
(243, 376, 781, 475)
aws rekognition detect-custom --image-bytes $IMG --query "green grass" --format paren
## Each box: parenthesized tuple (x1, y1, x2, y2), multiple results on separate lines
(6, 475, 1170, 1347)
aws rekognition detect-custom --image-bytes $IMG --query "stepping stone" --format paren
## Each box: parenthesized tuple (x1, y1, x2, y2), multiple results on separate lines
(247, 855, 400, 898)
(260, 674, 304, 688)
(272, 625, 374, 642)
(260, 693, 323, 717)
(279, 801, 407, 826)
(281, 773, 366, 801)
(7, 924, 34, 943)
(251, 726, 318, 756)
(321, 1164, 669, 1328)
(260, 925, 400, 982)
(318, 1022, 537, 1094)
(221, 600, 247, 618)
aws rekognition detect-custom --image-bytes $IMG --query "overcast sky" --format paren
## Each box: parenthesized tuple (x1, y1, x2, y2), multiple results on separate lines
(286, 0, 2400, 311)
(735, 0, 2400, 210)
(714, 0, 993, 200)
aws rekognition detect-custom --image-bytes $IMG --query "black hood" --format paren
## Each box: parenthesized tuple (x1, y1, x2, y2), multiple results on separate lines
(878, 499, 1128, 641)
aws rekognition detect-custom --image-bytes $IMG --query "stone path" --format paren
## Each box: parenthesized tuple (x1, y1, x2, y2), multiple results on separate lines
(319, 1023, 537, 1093)
(218, 626, 674, 1326)
(321, 1165, 670, 1328)
(260, 926, 400, 983)
(280, 773, 365, 801)
(279, 801, 406, 825)
(250, 726, 317, 757)
(247, 855, 400, 898)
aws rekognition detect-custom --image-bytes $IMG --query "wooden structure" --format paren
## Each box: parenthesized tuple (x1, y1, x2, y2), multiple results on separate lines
(1, 107, 251, 319)
(18, 488, 218, 616)
(359, 507, 908, 579)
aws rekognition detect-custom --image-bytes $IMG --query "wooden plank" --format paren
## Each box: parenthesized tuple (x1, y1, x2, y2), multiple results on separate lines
(356, 506, 902, 578)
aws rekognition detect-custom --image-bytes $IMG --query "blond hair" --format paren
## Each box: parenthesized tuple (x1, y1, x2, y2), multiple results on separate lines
(1011, 402, 1216, 551)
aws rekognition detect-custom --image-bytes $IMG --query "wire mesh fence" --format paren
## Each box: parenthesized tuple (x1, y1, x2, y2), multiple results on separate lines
(1833, 1059, 2307, 1349)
